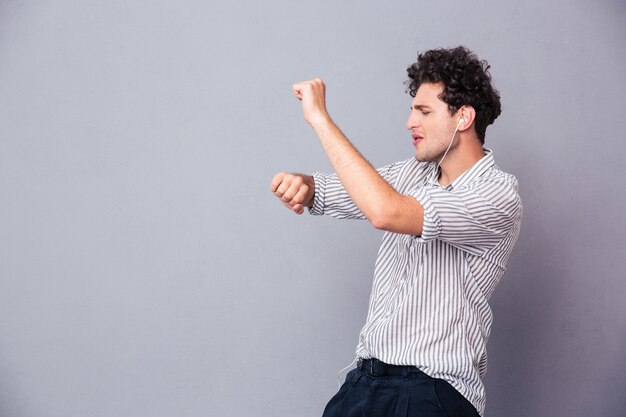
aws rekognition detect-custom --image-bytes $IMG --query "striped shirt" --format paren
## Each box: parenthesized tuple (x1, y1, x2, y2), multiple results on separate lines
(309, 149, 522, 416)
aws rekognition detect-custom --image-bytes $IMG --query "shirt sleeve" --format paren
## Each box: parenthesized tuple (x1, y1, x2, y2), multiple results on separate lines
(309, 160, 406, 219)
(411, 174, 522, 255)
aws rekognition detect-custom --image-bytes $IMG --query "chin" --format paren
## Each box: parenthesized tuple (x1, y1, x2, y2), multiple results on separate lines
(414, 153, 436, 163)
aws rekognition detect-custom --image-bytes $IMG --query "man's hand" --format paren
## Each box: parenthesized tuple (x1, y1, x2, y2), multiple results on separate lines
(270, 173, 315, 215)
(292, 78, 330, 126)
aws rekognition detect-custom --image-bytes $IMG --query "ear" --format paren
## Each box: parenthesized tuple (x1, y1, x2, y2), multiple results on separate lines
(457, 106, 476, 132)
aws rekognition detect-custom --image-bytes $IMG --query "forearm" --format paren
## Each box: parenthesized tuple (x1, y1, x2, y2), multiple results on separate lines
(310, 117, 406, 228)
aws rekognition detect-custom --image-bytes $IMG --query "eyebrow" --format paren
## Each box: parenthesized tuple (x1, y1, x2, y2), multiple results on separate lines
(411, 104, 431, 110)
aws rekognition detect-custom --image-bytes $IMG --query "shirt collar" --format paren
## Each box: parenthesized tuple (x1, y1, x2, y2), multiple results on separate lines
(427, 148, 495, 190)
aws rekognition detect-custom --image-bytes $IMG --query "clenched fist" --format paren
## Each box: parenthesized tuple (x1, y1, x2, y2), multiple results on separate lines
(270, 172, 315, 215)
(292, 78, 330, 126)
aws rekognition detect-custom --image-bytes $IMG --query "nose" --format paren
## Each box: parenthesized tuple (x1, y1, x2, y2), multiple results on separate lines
(406, 111, 419, 131)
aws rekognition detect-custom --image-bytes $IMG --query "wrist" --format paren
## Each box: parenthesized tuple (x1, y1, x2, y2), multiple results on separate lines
(307, 112, 333, 130)
(304, 175, 316, 207)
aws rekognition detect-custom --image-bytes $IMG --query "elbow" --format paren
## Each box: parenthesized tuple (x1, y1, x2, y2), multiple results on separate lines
(367, 195, 424, 235)
(370, 216, 388, 231)
(367, 195, 400, 231)
(364, 198, 392, 230)
(369, 210, 393, 231)
(370, 214, 423, 235)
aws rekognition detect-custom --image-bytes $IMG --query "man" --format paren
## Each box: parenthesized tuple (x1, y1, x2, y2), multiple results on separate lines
(270, 46, 522, 417)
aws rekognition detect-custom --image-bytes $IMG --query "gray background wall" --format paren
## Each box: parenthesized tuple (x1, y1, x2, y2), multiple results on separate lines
(1, 0, 625, 416)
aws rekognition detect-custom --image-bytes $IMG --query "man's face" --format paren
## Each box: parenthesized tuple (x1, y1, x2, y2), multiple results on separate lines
(406, 82, 459, 162)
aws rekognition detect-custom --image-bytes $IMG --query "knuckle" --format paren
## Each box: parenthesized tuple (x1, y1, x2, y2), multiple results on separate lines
(271, 172, 284, 186)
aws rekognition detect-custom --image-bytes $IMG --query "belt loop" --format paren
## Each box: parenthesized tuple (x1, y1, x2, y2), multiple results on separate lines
(370, 358, 384, 376)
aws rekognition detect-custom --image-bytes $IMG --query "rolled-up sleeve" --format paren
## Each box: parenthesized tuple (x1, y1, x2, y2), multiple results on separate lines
(309, 171, 331, 216)
(411, 175, 522, 255)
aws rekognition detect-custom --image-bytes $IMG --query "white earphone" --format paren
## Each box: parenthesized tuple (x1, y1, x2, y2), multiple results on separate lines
(433, 116, 465, 182)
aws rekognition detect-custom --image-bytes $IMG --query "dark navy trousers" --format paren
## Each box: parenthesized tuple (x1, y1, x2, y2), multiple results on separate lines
(322, 360, 480, 417)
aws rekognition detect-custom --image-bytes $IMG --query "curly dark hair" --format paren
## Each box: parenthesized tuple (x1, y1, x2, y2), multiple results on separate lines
(406, 46, 501, 144)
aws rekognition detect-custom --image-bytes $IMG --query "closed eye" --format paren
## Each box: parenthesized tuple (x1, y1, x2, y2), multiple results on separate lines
(412, 105, 431, 115)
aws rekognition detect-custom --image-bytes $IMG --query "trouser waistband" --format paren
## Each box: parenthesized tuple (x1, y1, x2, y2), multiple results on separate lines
(357, 358, 426, 377)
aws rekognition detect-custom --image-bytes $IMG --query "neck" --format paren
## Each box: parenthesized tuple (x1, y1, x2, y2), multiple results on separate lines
(438, 135, 485, 186)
